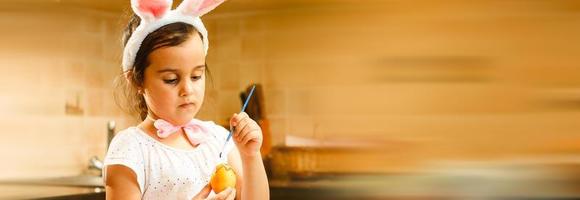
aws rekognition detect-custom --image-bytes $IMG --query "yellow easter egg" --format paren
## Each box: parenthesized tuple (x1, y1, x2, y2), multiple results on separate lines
(210, 163, 236, 193)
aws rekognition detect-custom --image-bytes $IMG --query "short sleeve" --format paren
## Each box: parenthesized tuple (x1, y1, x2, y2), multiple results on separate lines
(103, 131, 146, 193)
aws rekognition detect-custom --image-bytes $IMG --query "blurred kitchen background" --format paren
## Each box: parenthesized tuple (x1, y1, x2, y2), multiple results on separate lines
(1, 0, 580, 199)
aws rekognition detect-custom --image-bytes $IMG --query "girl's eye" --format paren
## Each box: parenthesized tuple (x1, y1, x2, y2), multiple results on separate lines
(191, 76, 201, 81)
(163, 79, 178, 84)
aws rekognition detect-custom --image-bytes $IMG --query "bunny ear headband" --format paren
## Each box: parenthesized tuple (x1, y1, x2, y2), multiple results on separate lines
(122, 0, 226, 71)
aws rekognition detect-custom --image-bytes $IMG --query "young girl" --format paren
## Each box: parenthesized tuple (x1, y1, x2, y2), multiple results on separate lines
(103, 0, 269, 199)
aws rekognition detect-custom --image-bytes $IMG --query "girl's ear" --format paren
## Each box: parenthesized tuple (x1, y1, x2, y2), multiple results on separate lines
(177, 0, 227, 17)
(125, 70, 146, 94)
(124, 71, 142, 91)
(131, 0, 173, 23)
(124, 71, 133, 83)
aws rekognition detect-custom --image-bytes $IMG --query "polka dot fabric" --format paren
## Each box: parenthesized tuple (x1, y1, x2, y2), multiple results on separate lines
(103, 121, 236, 199)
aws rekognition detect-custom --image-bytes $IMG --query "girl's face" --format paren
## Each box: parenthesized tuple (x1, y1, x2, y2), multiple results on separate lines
(141, 33, 206, 125)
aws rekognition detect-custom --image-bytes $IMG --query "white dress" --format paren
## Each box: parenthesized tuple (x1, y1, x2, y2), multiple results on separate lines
(103, 121, 236, 200)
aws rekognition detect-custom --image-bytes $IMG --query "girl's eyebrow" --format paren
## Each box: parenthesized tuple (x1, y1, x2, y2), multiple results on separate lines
(156, 68, 178, 73)
(156, 65, 206, 73)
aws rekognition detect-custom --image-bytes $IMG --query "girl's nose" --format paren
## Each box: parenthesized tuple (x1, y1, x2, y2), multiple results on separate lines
(179, 79, 195, 97)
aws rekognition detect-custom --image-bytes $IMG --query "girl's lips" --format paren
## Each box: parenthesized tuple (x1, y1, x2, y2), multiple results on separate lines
(179, 103, 194, 108)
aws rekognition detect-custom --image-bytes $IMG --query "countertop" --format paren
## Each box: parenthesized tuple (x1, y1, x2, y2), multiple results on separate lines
(0, 183, 103, 200)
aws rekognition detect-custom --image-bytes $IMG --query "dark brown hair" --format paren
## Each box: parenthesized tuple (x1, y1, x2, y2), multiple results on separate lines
(115, 14, 211, 120)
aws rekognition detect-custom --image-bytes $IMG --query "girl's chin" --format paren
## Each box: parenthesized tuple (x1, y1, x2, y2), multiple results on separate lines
(167, 117, 194, 125)
(174, 111, 198, 122)
(152, 110, 198, 124)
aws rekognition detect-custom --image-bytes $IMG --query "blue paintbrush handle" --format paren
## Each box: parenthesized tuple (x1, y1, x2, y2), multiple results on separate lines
(225, 85, 256, 144)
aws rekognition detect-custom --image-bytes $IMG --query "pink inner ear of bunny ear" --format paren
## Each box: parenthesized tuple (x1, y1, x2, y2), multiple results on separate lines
(198, 0, 226, 15)
(136, 0, 171, 18)
(177, 0, 202, 15)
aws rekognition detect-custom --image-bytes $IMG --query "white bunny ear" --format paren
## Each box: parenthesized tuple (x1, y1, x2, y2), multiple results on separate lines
(131, 0, 173, 22)
(177, 0, 226, 16)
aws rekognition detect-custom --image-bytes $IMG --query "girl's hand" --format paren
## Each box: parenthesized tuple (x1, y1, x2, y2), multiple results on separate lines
(192, 184, 236, 200)
(230, 112, 263, 158)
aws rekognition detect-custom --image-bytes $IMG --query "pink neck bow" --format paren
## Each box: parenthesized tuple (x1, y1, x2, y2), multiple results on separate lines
(151, 117, 209, 145)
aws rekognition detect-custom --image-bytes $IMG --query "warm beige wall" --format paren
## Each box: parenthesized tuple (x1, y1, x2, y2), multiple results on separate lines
(0, 5, 135, 178)
(1, 1, 580, 178)
(202, 1, 580, 173)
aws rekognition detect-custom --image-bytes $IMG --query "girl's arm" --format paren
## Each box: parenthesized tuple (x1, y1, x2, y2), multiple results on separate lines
(229, 112, 270, 200)
(105, 165, 142, 200)
(240, 152, 269, 200)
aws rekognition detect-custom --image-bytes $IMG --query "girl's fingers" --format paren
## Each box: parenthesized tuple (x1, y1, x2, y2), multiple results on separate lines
(212, 187, 234, 200)
(242, 130, 259, 145)
(241, 123, 259, 144)
(192, 184, 211, 200)
(236, 122, 253, 143)
(230, 112, 263, 147)
(226, 188, 236, 200)
(231, 112, 249, 126)
(229, 113, 238, 127)
(237, 112, 249, 119)
(230, 112, 249, 133)
(234, 117, 249, 137)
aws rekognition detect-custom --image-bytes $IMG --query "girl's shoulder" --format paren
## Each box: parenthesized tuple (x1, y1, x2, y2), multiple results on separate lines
(111, 127, 145, 142)
(108, 127, 154, 151)
(103, 127, 147, 194)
